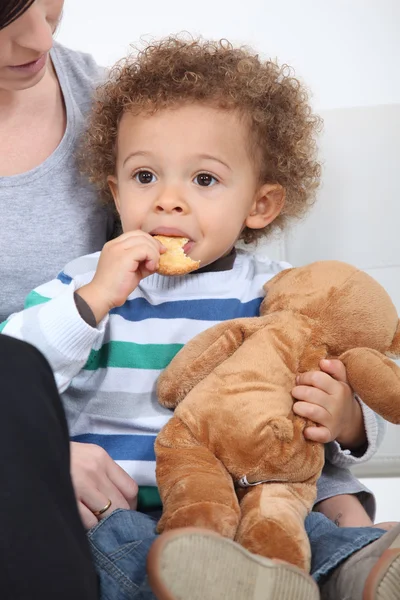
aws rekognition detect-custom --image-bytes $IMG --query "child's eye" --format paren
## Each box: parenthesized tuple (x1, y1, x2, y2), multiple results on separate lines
(134, 170, 156, 184)
(194, 173, 218, 187)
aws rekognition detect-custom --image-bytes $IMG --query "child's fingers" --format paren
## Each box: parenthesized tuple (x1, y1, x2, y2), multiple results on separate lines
(303, 425, 333, 444)
(295, 370, 339, 395)
(292, 399, 329, 425)
(111, 230, 155, 244)
(110, 231, 164, 254)
(292, 384, 330, 408)
(144, 259, 157, 273)
(99, 234, 162, 268)
(320, 359, 348, 384)
(126, 241, 162, 270)
(153, 238, 167, 253)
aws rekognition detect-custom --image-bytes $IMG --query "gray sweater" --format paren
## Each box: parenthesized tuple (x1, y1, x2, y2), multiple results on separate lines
(0, 43, 113, 321)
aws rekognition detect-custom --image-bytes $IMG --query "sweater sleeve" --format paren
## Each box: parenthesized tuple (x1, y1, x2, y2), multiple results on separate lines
(1, 270, 108, 394)
(325, 395, 387, 468)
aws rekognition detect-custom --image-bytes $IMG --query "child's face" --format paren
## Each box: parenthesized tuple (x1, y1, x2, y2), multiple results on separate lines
(108, 103, 284, 269)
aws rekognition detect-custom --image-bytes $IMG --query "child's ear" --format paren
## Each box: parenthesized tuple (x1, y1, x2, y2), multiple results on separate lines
(107, 175, 121, 214)
(245, 183, 285, 230)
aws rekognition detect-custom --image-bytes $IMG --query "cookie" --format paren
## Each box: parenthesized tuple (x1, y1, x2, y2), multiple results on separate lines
(154, 235, 201, 276)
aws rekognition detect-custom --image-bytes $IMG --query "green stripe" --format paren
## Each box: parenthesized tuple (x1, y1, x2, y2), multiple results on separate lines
(137, 486, 162, 512)
(84, 340, 183, 370)
(0, 320, 8, 333)
(24, 291, 50, 309)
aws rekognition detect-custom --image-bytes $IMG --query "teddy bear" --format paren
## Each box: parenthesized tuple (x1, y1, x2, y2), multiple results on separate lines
(154, 260, 400, 571)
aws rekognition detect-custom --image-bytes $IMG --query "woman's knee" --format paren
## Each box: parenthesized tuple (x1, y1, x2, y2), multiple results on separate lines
(0, 334, 49, 372)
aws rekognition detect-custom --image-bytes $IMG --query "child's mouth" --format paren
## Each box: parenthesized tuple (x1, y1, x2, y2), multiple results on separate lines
(150, 229, 195, 253)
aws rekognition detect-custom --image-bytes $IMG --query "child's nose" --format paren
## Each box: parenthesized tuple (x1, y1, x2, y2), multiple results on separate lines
(154, 192, 189, 214)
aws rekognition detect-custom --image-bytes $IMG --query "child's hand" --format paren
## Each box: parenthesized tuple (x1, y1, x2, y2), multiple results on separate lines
(77, 231, 165, 323)
(292, 359, 366, 450)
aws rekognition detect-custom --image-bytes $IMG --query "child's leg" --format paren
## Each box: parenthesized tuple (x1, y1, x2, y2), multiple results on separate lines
(146, 517, 400, 600)
(314, 493, 374, 527)
(307, 511, 383, 581)
(315, 493, 398, 530)
(310, 514, 400, 600)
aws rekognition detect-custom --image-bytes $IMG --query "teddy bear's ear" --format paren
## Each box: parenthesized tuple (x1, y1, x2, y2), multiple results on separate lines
(386, 319, 400, 359)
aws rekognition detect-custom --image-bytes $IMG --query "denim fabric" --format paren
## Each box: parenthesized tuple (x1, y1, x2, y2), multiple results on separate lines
(87, 508, 387, 599)
(306, 512, 385, 582)
(87, 509, 158, 600)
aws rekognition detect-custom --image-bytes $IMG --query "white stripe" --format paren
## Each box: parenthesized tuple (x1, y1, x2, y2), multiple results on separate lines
(137, 271, 273, 303)
(34, 278, 70, 298)
(64, 252, 101, 277)
(103, 315, 221, 345)
(70, 413, 172, 437)
(71, 367, 162, 393)
(116, 460, 157, 487)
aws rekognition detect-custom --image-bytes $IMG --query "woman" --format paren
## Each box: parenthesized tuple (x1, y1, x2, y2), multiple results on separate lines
(0, 0, 138, 531)
(0, 0, 113, 322)
(0, 4, 139, 598)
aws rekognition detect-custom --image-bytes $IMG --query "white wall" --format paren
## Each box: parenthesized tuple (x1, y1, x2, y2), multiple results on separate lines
(363, 478, 400, 524)
(58, 0, 400, 519)
(58, 0, 400, 110)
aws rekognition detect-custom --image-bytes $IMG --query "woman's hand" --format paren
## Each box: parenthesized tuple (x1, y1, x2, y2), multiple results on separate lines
(70, 442, 138, 529)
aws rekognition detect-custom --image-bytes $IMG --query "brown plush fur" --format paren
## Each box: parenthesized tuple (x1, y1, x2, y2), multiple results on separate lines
(155, 260, 400, 571)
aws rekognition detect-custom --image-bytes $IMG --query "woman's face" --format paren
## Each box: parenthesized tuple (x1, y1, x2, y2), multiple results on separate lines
(0, 0, 64, 92)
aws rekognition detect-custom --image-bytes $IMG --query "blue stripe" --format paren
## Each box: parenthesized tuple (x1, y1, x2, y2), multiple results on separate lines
(57, 271, 73, 285)
(71, 433, 156, 461)
(111, 296, 263, 322)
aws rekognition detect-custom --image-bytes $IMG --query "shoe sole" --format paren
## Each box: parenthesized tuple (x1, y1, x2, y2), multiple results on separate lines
(364, 533, 400, 600)
(147, 528, 319, 600)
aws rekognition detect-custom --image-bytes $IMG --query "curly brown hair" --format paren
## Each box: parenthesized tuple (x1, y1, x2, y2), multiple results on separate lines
(81, 36, 322, 243)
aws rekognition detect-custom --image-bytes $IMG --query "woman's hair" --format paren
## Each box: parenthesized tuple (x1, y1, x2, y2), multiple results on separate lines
(0, 0, 34, 30)
(82, 37, 323, 243)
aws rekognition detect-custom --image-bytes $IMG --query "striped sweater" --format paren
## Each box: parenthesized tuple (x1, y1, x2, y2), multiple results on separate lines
(1, 249, 384, 511)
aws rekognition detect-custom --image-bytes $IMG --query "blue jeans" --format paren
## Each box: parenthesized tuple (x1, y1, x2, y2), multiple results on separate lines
(87, 509, 157, 600)
(87, 509, 385, 600)
(307, 512, 384, 581)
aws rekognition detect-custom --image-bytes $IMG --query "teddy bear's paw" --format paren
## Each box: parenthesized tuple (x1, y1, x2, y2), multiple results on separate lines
(158, 501, 240, 539)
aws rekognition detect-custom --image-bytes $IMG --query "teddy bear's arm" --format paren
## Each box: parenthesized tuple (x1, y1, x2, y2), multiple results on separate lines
(157, 316, 265, 408)
(340, 347, 400, 424)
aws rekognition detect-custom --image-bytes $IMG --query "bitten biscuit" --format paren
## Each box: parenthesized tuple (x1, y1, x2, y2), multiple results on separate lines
(154, 235, 201, 276)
